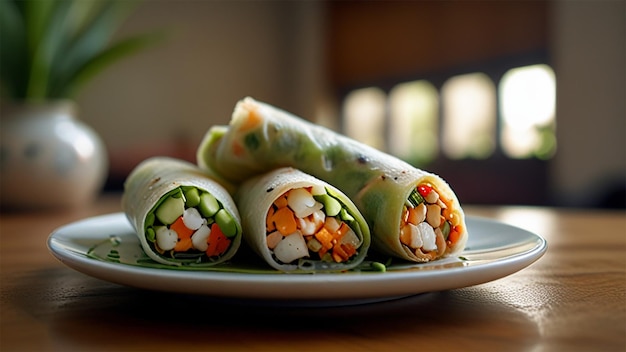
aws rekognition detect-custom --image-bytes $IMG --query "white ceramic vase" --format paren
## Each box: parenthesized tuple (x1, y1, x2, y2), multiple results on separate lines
(0, 100, 108, 210)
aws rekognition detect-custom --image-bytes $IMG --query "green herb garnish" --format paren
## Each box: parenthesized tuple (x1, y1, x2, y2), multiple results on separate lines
(406, 188, 425, 207)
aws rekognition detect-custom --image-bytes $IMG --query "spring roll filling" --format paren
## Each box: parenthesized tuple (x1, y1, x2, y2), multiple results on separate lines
(401, 183, 464, 260)
(145, 186, 238, 263)
(265, 186, 363, 265)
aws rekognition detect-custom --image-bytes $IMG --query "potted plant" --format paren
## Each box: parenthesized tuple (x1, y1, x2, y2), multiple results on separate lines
(0, 0, 162, 210)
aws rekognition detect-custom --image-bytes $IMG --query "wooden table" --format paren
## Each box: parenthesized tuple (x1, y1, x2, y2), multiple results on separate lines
(1, 194, 625, 351)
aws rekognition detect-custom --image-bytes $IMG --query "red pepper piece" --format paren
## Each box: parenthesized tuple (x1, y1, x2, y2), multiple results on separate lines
(418, 185, 433, 198)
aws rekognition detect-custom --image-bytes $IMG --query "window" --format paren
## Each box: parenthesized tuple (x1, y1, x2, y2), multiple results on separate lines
(339, 62, 556, 205)
(441, 73, 496, 160)
(388, 80, 439, 165)
(341, 64, 556, 163)
(343, 87, 386, 151)
(499, 64, 556, 159)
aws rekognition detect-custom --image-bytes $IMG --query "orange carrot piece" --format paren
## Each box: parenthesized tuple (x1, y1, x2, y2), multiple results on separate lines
(271, 207, 297, 235)
(170, 216, 194, 252)
(240, 109, 262, 130)
(214, 235, 232, 255)
(335, 222, 351, 240)
(314, 227, 335, 250)
(273, 194, 288, 208)
(342, 243, 357, 258)
(205, 226, 220, 256)
(175, 237, 193, 252)
(331, 244, 348, 263)
(206, 223, 230, 257)
(442, 207, 452, 221)
(170, 216, 194, 240)
(332, 243, 356, 263)
(448, 226, 462, 245)
(232, 140, 246, 157)
(266, 206, 276, 232)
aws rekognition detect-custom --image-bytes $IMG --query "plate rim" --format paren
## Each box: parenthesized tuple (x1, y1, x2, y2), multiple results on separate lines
(47, 212, 547, 301)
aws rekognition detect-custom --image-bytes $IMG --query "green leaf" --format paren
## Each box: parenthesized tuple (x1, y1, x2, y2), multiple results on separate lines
(0, 0, 27, 98)
(24, 0, 59, 99)
(60, 30, 166, 98)
(0, 0, 163, 100)
(24, 0, 55, 57)
(49, 0, 139, 97)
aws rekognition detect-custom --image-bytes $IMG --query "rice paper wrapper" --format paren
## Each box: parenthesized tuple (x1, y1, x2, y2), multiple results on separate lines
(197, 97, 468, 262)
(235, 167, 371, 273)
(122, 156, 242, 266)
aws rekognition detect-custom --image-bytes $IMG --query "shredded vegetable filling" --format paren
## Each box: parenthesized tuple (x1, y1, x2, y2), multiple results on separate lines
(145, 186, 237, 261)
(265, 187, 361, 264)
(401, 183, 463, 260)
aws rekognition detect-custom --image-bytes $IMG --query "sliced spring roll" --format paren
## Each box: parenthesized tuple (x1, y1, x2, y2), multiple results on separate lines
(122, 156, 242, 267)
(197, 97, 467, 263)
(236, 167, 371, 272)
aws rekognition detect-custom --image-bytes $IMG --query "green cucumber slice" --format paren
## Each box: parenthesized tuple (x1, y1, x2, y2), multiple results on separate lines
(339, 208, 355, 222)
(314, 193, 342, 217)
(155, 196, 185, 225)
(199, 192, 220, 217)
(145, 212, 155, 227)
(215, 209, 238, 238)
(146, 227, 156, 242)
(184, 187, 201, 207)
(442, 220, 451, 239)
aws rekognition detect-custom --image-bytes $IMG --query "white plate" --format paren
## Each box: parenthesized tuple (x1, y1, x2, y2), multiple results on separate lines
(48, 213, 546, 304)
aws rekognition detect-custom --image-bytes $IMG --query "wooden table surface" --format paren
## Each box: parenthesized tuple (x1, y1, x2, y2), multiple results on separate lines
(1, 194, 624, 351)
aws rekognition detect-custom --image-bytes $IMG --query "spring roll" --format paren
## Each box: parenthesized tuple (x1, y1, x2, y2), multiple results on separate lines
(235, 167, 370, 272)
(197, 97, 468, 263)
(122, 156, 242, 267)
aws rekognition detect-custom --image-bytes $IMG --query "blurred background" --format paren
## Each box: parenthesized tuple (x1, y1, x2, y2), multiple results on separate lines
(71, 0, 625, 209)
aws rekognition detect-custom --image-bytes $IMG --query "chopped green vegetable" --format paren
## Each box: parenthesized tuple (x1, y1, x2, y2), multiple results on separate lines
(442, 220, 451, 239)
(215, 209, 238, 238)
(199, 192, 220, 217)
(145, 212, 155, 227)
(184, 187, 201, 207)
(339, 208, 355, 222)
(244, 132, 260, 150)
(155, 196, 185, 225)
(146, 227, 156, 242)
(371, 262, 386, 272)
(314, 193, 342, 217)
(307, 237, 323, 252)
(406, 189, 425, 207)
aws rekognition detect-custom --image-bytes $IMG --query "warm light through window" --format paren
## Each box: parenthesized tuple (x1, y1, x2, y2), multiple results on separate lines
(441, 73, 496, 159)
(343, 87, 387, 150)
(340, 63, 556, 163)
(388, 80, 438, 165)
(500, 64, 556, 159)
